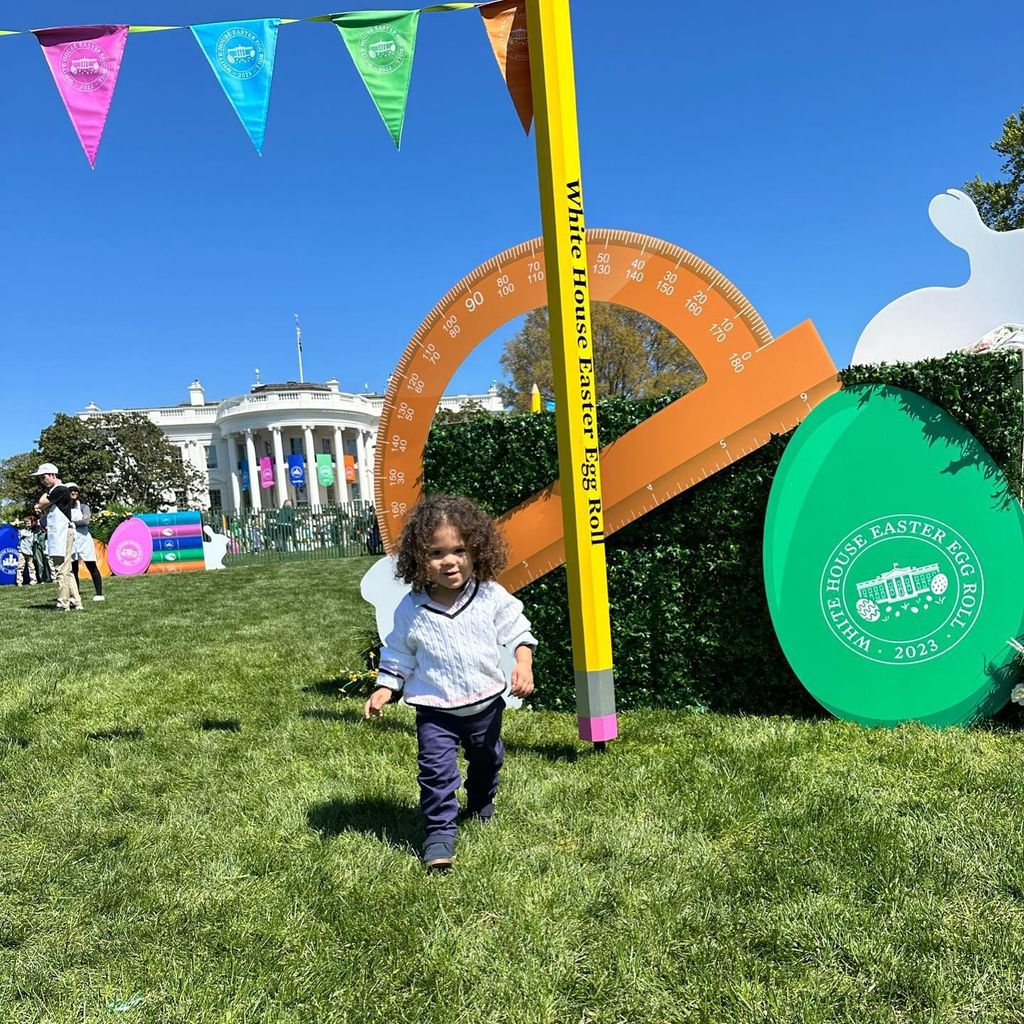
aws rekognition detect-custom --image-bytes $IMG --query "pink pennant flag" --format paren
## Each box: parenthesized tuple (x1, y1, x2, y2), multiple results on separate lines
(33, 25, 129, 168)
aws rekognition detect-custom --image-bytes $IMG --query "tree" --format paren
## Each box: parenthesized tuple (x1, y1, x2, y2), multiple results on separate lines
(102, 413, 206, 510)
(2, 412, 204, 512)
(0, 453, 37, 517)
(963, 106, 1024, 230)
(38, 414, 117, 500)
(499, 302, 705, 412)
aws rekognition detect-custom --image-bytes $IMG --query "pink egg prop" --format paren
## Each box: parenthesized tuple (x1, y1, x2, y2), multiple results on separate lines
(106, 517, 154, 576)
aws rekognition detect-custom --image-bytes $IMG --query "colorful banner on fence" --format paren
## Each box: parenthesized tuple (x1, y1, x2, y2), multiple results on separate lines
(480, 0, 531, 133)
(287, 454, 306, 489)
(344, 454, 356, 482)
(316, 452, 335, 486)
(34, 25, 129, 167)
(191, 19, 280, 154)
(333, 10, 420, 148)
(260, 455, 275, 488)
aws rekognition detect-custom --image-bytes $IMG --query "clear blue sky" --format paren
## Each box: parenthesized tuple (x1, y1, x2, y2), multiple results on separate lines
(0, 0, 1017, 459)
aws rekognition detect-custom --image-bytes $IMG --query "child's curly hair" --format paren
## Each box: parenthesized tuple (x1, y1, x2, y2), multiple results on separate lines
(396, 493, 508, 593)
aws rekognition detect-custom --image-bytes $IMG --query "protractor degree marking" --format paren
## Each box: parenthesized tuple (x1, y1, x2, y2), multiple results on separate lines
(375, 229, 790, 556)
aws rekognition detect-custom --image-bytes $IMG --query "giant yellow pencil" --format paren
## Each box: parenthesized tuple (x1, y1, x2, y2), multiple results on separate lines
(526, 0, 616, 745)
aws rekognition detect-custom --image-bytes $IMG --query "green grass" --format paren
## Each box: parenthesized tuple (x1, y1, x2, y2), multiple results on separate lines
(3, 561, 1024, 1023)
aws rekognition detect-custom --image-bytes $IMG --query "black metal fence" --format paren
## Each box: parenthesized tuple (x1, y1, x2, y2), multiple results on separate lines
(202, 501, 384, 565)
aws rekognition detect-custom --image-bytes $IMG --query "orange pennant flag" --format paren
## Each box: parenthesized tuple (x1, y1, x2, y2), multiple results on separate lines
(480, 0, 531, 134)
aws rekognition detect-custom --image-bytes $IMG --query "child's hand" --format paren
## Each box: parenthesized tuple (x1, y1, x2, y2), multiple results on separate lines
(364, 687, 393, 719)
(511, 645, 534, 697)
(510, 664, 534, 698)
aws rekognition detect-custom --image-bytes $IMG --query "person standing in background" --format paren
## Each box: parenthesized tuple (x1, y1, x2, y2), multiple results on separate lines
(30, 514, 52, 584)
(33, 463, 82, 612)
(67, 484, 104, 602)
(273, 499, 295, 552)
(16, 518, 37, 586)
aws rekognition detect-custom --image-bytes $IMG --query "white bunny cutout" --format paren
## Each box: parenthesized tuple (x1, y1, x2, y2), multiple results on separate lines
(852, 189, 1024, 366)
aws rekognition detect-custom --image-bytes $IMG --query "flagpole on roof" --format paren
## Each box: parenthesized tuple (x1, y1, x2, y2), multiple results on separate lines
(294, 313, 304, 383)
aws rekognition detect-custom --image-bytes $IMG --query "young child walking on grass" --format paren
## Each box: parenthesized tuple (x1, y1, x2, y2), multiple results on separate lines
(363, 494, 537, 871)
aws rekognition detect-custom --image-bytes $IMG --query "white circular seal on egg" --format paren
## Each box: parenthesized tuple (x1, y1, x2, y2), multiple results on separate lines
(819, 514, 983, 666)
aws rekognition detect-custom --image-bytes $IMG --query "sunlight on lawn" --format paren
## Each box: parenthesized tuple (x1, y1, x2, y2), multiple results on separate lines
(2, 560, 1024, 1023)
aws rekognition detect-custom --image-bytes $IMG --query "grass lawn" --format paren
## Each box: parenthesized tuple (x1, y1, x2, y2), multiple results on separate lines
(3, 560, 1024, 1023)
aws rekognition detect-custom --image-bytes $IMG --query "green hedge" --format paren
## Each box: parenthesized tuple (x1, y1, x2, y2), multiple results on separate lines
(423, 350, 1023, 714)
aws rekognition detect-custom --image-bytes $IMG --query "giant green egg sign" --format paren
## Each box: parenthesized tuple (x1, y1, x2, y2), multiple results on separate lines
(764, 385, 1024, 726)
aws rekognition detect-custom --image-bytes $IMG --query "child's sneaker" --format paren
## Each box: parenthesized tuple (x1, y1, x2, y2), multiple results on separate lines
(422, 835, 455, 872)
(93, 595, 105, 602)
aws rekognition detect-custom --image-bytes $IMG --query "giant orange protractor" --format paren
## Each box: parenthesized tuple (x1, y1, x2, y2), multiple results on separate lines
(375, 229, 840, 591)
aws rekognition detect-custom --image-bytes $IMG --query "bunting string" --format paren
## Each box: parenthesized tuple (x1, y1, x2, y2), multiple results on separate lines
(0, 4, 487, 37)
(1, 1, 532, 166)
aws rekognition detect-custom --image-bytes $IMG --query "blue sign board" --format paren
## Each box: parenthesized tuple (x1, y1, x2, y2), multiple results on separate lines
(0, 524, 20, 585)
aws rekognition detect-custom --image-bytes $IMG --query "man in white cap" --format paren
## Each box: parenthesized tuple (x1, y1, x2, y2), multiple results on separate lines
(33, 463, 82, 612)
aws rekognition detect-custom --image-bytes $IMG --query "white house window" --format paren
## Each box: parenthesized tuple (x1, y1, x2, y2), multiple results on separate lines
(205, 445, 218, 469)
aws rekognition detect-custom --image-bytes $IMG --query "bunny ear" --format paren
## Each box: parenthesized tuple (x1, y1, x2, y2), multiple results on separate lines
(203, 524, 214, 540)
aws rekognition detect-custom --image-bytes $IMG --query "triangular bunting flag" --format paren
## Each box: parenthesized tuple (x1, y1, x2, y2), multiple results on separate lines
(480, 0, 532, 134)
(33, 25, 128, 168)
(191, 19, 280, 155)
(333, 11, 420, 149)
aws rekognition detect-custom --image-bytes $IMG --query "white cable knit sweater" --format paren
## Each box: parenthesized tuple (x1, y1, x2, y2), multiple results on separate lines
(377, 578, 537, 715)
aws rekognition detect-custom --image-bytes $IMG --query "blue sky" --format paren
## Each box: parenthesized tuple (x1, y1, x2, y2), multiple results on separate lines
(0, 0, 1017, 459)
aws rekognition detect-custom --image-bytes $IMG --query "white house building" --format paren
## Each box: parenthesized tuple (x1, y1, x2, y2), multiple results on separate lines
(78, 378, 503, 512)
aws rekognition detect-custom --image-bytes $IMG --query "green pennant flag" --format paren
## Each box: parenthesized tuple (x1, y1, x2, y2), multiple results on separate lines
(333, 10, 420, 149)
(315, 452, 335, 487)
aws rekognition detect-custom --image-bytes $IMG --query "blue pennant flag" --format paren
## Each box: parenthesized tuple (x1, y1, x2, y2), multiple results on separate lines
(287, 454, 306, 489)
(191, 19, 280, 155)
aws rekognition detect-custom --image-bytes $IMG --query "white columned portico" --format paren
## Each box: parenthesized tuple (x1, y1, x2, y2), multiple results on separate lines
(271, 427, 287, 509)
(333, 425, 350, 503)
(227, 433, 242, 512)
(244, 429, 262, 512)
(355, 429, 370, 504)
(303, 424, 322, 507)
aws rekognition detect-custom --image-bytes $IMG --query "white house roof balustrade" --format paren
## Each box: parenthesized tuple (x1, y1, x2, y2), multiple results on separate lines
(77, 377, 503, 512)
(216, 384, 380, 431)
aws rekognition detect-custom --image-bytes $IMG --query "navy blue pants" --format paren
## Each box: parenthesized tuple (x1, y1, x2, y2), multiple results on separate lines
(415, 699, 504, 839)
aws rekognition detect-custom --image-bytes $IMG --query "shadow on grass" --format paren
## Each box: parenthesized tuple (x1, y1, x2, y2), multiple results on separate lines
(300, 706, 412, 734)
(199, 718, 241, 732)
(0, 737, 30, 749)
(307, 796, 420, 851)
(504, 738, 580, 762)
(978, 701, 1024, 733)
(87, 727, 144, 741)
(303, 679, 358, 698)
